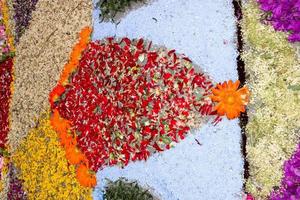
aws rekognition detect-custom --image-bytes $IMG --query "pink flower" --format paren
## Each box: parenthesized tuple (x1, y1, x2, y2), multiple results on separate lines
(243, 193, 255, 200)
(0, 157, 4, 171)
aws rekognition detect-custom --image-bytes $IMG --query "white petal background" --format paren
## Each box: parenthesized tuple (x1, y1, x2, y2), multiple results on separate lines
(92, 0, 243, 199)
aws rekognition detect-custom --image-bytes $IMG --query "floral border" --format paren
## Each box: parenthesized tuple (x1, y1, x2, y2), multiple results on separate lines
(242, 0, 300, 198)
(49, 27, 97, 188)
(0, 0, 16, 198)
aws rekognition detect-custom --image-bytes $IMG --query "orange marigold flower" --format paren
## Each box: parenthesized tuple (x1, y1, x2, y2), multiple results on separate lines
(49, 84, 65, 107)
(50, 109, 71, 133)
(58, 27, 91, 86)
(59, 130, 76, 148)
(76, 164, 97, 188)
(210, 80, 250, 119)
(79, 27, 92, 43)
(70, 48, 82, 62)
(59, 61, 78, 85)
(65, 145, 85, 165)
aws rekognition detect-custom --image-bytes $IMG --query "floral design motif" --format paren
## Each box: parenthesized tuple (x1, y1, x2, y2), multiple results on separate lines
(51, 37, 215, 172)
(50, 109, 97, 188)
(210, 80, 249, 119)
(257, 0, 300, 42)
(49, 27, 96, 187)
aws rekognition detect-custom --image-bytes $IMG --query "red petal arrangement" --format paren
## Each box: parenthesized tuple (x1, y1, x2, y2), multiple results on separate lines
(52, 38, 215, 172)
(0, 0, 14, 149)
(0, 58, 13, 148)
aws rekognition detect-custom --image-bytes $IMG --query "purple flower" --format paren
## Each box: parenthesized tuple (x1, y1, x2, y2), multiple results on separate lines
(289, 33, 300, 42)
(270, 144, 300, 200)
(257, 0, 300, 43)
(13, 0, 39, 43)
(7, 163, 27, 200)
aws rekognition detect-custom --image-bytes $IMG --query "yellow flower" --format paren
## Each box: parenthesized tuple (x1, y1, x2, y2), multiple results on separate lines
(12, 113, 93, 200)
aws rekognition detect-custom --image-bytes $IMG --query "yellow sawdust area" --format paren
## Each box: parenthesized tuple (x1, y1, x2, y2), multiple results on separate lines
(12, 112, 93, 200)
(9, 0, 93, 152)
(242, 1, 300, 199)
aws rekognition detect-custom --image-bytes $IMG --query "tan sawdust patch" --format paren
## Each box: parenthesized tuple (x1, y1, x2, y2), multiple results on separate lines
(9, 0, 93, 152)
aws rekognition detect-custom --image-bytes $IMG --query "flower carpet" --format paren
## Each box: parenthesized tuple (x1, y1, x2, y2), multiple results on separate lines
(0, 0, 299, 200)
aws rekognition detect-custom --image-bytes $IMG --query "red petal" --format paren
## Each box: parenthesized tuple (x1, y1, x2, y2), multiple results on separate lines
(163, 73, 172, 80)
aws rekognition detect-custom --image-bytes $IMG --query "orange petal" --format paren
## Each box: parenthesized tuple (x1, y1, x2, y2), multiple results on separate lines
(237, 87, 249, 95)
(79, 27, 92, 41)
(76, 164, 97, 187)
(222, 81, 228, 89)
(216, 83, 223, 90)
(65, 147, 85, 165)
(210, 95, 221, 102)
(215, 103, 226, 116)
(228, 80, 234, 88)
(59, 131, 75, 147)
(70, 49, 82, 62)
(49, 85, 65, 105)
(233, 80, 240, 90)
(50, 109, 71, 133)
(239, 105, 246, 113)
(212, 88, 221, 95)
(226, 109, 237, 119)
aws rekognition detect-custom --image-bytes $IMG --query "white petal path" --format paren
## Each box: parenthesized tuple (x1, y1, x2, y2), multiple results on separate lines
(92, 0, 243, 199)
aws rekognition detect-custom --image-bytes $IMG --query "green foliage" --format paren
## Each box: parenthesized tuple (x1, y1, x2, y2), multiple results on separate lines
(0, 147, 9, 157)
(96, 0, 146, 22)
(103, 178, 156, 200)
(0, 51, 15, 63)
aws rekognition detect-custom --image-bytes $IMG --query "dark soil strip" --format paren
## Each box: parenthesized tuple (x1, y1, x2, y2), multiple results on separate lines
(232, 0, 250, 188)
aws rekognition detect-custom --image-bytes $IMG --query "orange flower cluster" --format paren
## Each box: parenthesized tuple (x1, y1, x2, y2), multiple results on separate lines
(76, 165, 97, 188)
(59, 27, 92, 86)
(49, 27, 91, 107)
(210, 80, 250, 120)
(49, 27, 96, 188)
(50, 109, 96, 187)
(49, 85, 65, 108)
